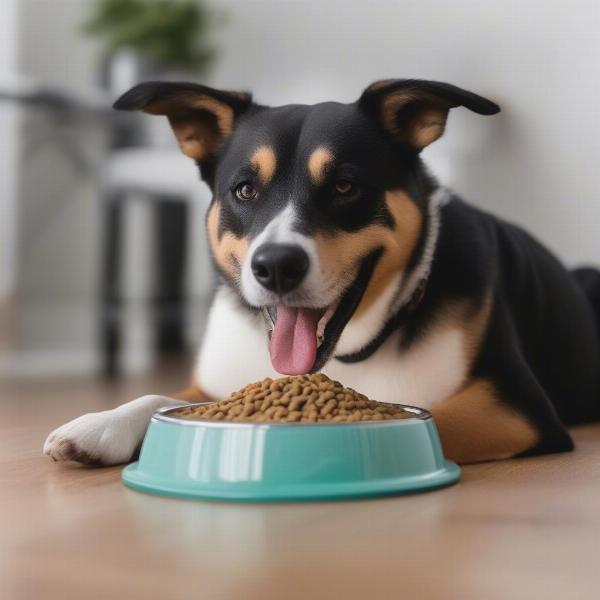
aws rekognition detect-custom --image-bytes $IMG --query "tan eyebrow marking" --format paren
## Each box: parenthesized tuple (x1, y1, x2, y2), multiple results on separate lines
(308, 146, 334, 185)
(250, 145, 277, 185)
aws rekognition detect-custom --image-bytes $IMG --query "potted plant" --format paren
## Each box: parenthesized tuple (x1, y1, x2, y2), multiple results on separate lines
(85, 0, 218, 145)
(85, 0, 216, 93)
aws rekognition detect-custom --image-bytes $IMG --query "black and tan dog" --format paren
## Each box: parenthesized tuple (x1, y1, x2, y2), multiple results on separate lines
(44, 79, 600, 465)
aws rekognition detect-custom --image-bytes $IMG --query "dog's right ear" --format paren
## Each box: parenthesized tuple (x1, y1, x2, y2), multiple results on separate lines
(358, 79, 500, 151)
(113, 81, 253, 163)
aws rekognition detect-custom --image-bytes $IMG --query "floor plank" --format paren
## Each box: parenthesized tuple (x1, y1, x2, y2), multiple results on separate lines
(2, 369, 600, 600)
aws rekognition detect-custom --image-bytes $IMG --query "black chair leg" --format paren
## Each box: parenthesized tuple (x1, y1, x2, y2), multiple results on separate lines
(101, 198, 123, 377)
(154, 199, 188, 355)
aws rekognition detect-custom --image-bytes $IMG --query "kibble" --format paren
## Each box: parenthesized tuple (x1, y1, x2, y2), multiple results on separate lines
(172, 374, 413, 423)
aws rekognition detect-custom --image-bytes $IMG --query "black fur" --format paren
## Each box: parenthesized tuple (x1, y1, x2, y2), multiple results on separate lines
(114, 79, 600, 456)
(341, 196, 600, 453)
(358, 79, 500, 116)
(113, 80, 253, 114)
(420, 200, 600, 453)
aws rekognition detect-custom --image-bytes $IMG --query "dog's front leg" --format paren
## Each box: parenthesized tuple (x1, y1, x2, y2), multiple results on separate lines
(430, 375, 575, 464)
(430, 378, 540, 464)
(43, 387, 212, 466)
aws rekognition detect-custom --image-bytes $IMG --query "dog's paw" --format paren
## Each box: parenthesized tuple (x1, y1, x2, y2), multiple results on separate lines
(43, 410, 141, 466)
(43, 394, 184, 466)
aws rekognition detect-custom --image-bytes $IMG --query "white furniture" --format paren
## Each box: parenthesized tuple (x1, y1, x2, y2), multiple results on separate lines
(104, 147, 203, 198)
(101, 146, 211, 375)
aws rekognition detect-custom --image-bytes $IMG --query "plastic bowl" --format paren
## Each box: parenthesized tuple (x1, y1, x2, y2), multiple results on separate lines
(122, 403, 460, 502)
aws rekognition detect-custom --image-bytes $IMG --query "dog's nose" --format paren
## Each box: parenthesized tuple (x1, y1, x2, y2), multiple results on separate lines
(251, 243, 309, 294)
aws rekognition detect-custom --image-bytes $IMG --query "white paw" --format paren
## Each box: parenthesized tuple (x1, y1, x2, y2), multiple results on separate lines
(43, 411, 137, 465)
(43, 394, 181, 466)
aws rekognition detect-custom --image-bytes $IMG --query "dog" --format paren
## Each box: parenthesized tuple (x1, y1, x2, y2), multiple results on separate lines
(43, 79, 600, 466)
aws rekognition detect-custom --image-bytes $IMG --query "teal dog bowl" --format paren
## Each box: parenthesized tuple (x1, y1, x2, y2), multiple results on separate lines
(122, 403, 460, 501)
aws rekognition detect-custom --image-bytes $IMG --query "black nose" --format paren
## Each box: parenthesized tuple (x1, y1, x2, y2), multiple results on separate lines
(251, 243, 309, 294)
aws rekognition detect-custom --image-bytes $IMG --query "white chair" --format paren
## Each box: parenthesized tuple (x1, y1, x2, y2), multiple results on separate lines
(101, 146, 211, 375)
(104, 147, 202, 198)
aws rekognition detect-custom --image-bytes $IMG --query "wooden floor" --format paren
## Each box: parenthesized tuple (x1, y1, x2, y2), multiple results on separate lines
(2, 364, 600, 600)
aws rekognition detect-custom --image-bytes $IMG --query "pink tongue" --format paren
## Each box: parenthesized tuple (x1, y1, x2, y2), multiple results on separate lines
(269, 306, 321, 375)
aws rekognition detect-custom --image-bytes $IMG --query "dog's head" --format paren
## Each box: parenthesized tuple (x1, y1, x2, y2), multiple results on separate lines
(115, 79, 499, 375)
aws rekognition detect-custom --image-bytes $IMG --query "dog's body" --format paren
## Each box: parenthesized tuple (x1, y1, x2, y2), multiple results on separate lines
(44, 79, 600, 466)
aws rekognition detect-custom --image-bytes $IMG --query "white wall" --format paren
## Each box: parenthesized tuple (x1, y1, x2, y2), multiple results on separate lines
(209, 0, 600, 266)
(5, 0, 600, 375)
(0, 0, 20, 299)
(4, 0, 108, 375)
(16, 0, 105, 302)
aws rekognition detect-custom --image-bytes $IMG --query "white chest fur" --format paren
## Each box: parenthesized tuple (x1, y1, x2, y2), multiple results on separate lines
(195, 288, 469, 408)
(323, 327, 467, 408)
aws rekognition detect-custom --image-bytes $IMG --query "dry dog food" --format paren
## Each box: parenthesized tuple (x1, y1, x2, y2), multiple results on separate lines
(173, 373, 412, 423)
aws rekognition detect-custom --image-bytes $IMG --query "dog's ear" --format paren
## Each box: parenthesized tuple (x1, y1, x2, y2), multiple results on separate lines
(113, 81, 253, 162)
(359, 79, 500, 151)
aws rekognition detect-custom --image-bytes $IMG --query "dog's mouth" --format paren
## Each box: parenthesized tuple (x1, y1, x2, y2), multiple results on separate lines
(262, 249, 382, 375)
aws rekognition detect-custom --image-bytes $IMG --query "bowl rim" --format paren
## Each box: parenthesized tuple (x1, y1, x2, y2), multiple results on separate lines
(152, 402, 432, 429)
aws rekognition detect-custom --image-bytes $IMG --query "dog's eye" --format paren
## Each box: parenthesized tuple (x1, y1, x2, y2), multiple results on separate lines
(235, 182, 258, 201)
(334, 181, 353, 195)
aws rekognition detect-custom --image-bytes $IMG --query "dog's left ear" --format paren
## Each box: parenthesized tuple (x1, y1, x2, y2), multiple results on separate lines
(359, 79, 500, 151)
(113, 81, 253, 162)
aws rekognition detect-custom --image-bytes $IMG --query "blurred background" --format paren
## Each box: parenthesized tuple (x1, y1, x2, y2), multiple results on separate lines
(1, 0, 599, 388)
